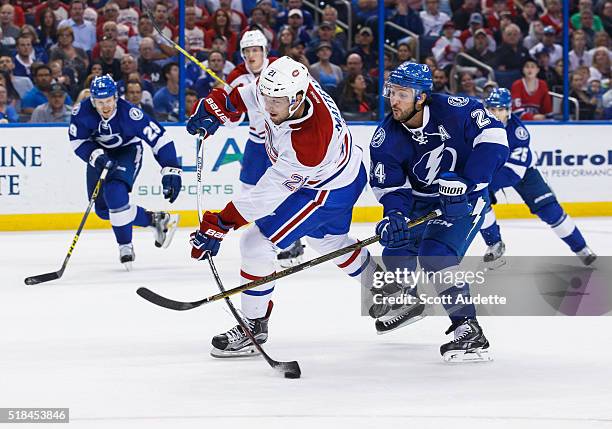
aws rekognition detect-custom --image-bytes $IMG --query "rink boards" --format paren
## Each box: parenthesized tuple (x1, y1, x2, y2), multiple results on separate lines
(0, 123, 611, 231)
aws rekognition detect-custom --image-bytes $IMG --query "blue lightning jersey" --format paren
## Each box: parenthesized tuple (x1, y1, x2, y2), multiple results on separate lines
(369, 94, 509, 215)
(68, 97, 179, 168)
(489, 114, 534, 192)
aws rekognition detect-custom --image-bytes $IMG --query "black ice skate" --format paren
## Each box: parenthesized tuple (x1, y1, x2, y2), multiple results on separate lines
(277, 239, 305, 268)
(375, 301, 426, 335)
(440, 318, 492, 363)
(576, 246, 597, 266)
(210, 302, 272, 358)
(119, 243, 135, 271)
(483, 240, 506, 269)
(149, 211, 179, 248)
(368, 282, 408, 319)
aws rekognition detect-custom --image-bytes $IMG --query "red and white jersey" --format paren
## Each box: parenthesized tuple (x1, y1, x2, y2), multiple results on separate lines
(225, 57, 274, 143)
(223, 79, 363, 224)
(511, 78, 552, 120)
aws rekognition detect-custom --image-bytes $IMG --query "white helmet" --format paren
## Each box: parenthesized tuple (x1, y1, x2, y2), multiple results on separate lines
(258, 56, 310, 115)
(240, 29, 268, 58)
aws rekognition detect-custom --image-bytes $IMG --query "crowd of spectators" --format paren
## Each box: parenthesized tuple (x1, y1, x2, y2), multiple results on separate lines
(0, 0, 610, 124)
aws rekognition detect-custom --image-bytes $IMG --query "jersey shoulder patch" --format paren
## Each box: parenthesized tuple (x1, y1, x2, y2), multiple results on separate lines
(514, 126, 529, 141)
(447, 96, 470, 107)
(371, 127, 386, 148)
(129, 106, 144, 121)
(72, 102, 81, 116)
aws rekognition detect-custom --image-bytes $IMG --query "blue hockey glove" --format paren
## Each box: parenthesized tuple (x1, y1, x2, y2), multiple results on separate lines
(89, 148, 117, 174)
(375, 211, 411, 248)
(161, 167, 182, 203)
(438, 172, 475, 221)
(190, 211, 233, 258)
(186, 98, 221, 137)
(186, 89, 241, 137)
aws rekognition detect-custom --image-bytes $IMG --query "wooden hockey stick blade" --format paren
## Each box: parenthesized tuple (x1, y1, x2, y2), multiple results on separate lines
(136, 209, 442, 311)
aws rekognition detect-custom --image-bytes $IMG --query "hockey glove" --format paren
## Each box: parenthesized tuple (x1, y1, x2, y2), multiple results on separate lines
(89, 148, 117, 174)
(438, 172, 475, 221)
(190, 211, 233, 259)
(186, 89, 241, 137)
(161, 167, 182, 203)
(186, 98, 221, 137)
(375, 211, 411, 248)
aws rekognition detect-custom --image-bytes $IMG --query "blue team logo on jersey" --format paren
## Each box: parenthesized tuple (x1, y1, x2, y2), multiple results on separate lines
(413, 144, 458, 186)
(515, 126, 529, 141)
(72, 103, 81, 116)
(448, 96, 469, 107)
(371, 128, 386, 148)
(129, 107, 143, 121)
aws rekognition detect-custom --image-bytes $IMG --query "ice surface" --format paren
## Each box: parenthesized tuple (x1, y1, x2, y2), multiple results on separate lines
(1, 218, 612, 429)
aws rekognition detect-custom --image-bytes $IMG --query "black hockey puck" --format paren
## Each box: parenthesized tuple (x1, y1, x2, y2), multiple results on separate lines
(284, 371, 300, 379)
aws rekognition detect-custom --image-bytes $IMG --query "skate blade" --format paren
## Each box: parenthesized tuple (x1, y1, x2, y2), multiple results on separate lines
(484, 257, 506, 270)
(278, 255, 304, 268)
(376, 315, 426, 335)
(162, 214, 180, 249)
(122, 261, 133, 271)
(442, 348, 493, 363)
(210, 345, 261, 358)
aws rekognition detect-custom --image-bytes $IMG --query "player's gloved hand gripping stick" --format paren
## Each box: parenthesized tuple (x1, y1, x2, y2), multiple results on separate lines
(24, 165, 112, 285)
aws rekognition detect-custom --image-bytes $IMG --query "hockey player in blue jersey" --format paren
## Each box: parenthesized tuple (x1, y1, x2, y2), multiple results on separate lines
(369, 62, 509, 362)
(69, 75, 183, 269)
(480, 88, 597, 266)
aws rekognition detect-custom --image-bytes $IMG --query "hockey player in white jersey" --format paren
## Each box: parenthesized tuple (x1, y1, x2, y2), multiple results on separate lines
(226, 29, 305, 267)
(186, 56, 374, 357)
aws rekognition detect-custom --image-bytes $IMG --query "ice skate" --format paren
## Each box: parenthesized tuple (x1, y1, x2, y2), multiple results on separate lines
(375, 301, 426, 335)
(119, 243, 135, 271)
(150, 211, 179, 248)
(483, 240, 506, 269)
(440, 319, 492, 363)
(277, 239, 305, 268)
(576, 246, 597, 266)
(210, 303, 272, 358)
(368, 282, 412, 319)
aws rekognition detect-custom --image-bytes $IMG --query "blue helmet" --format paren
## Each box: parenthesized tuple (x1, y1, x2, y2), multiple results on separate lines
(386, 62, 433, 96)
(484, 87, 512, 109)
(90, 75, 117, 99)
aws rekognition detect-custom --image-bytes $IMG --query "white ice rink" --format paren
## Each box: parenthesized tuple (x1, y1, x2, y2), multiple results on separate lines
(1, 218, 612, 429)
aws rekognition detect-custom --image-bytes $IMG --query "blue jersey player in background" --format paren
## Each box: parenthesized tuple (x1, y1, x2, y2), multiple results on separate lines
(69, 75, 183, 269)
(369, 62, 509, 362)
(480, 88, 597, 266)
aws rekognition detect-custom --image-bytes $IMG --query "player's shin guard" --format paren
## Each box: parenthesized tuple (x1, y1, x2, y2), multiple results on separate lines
(480, 207, 502, 246)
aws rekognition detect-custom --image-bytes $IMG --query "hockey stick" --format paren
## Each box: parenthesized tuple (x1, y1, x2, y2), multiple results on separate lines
(24, 166, 110, 285)
(137, 209, 443, 310)
(193, 128, 300, 377)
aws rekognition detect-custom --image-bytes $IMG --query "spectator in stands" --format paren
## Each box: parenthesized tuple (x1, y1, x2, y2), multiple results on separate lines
(20, 25, 49, 60)
(185, 88, 198, 116)
(276, 26, 294, 57)
(117, 54, 138, 87)
(248, 7, 276, 47)
(208, 35, 236, 74)
(601, 85, 612, 119)
(35, 1, 69, 26)
(602, 0, 612, 36)
(589, 31, 611, 54)
(153, 61, 179, 121)
(176, 0, 208, 26)
(432, 21, 463, 72)
(49, 26, 89, 83)
(128, 15, 175, 60)
(185, 6, 205, 55)
(461, 29, 496, 76)
(461, 13, 496, 51)
(523, 20, 545, 50)
(205, 9, 238, 61)
(389, 0, 424, 38)
(256, 0, 279, 29)
(395, 42, 416, 66)
(486, 0, 509, 33)
(579, 9, 598, 46)
(30, 83, 71, 123)
(48, 59, 76, 98)
(138, 37, 163, 87)
(218, 0, 248, 33)
(495, 23, 530, 71)
(456, 72, 480, 97)
(511, 57, 552, 120)
(515, 0, 540, 36)
(433, 67, 451, 93)
(309, 42, 343, 92)
(570, 71, 598, 119)
(352, 0, 378, 26)
(348, 27, 376, 71)
(569, 30, 592, 72)
(337, 73, 376, 116)
(275, 0, 313, 31)
(99, 37, 122, 80)
(93, 21, 127, 60)
(117, 0, 139, 28)
(535, 49, 562, 91)
(123, 71, 154, 105)
(152, 1, 176, 41)
(587, 77, 605, 117)
(420, 0, 451, 36)
(572, 0, 604, 31)
(589, 46, 611, 81)
(322, 5, 346, 46)
(38, 8, 59, 50)
(0, 4, 19, 51)
(289, 39, 310, 67)
(453, 0, 479, 30)
(529, 25, 562, 65)
(22, 64, 72, 114)
(195, 50, 227, 98)
(125, 80, 156, 119)
(482, 80, 498, 98)
(13, 35, 46, 79)
(0, 83, 17, 122)
(540, 0, 562, 34)
(285, 8, 311, 45)
(307, 21, 346, 66)
(58, 0, 96, 53)
(0, 55, 32, 98)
